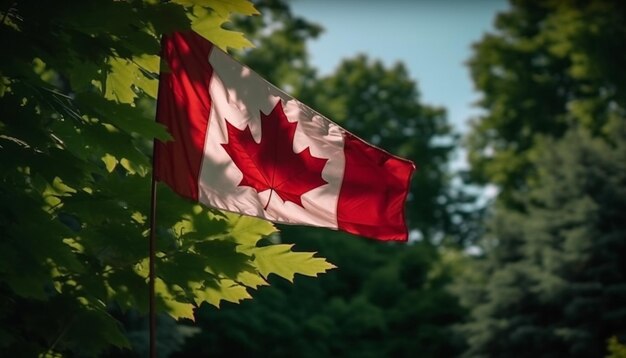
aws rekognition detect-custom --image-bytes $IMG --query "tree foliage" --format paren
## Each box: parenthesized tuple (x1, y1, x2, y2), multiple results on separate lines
(176, 230, 466, 358)
(466, 0, 626, 202)
(458, 1, 626, 357)
(0, 1, 333, 355)
(457, 127, 626, 357)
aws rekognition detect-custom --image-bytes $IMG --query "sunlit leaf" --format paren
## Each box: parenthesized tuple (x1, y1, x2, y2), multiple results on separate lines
(104, 57, 139, 104)
(243, 244, 336, 282)
(189, 6, 254, 51)
(192, 278, 252, 308)
(102, 153, 118, 173)
(226, 213, 277, 245)
(156, 279, 195, 321)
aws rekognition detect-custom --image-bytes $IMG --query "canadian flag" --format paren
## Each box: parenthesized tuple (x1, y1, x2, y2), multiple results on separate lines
(155, 31, 415, 241)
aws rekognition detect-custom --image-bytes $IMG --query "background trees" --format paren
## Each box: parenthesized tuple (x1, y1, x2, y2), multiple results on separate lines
(458, 127, 626, 357)
(457, 1, 626, 356)
(466, 0, 626, 202)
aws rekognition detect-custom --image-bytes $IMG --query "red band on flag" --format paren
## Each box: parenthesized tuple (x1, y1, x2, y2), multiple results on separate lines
(337, 133, 415, 241)
(154, 32, 213, 201)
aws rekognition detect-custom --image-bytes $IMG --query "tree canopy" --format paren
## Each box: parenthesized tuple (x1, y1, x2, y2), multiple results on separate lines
(458, 1, 626, 356)
(457, 126, 626, 357)
(466, 0, 626, 203)
(0, 1, 334, 355)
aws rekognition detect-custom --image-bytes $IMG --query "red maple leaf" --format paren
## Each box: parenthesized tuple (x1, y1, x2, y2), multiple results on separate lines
(221, 101, 328, 210)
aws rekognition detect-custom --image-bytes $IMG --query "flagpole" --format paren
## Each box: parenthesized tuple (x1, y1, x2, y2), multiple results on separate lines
(149, 143, 158, 358)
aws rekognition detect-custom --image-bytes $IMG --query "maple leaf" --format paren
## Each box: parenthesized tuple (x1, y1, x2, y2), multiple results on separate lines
(221, 101, 328, 210)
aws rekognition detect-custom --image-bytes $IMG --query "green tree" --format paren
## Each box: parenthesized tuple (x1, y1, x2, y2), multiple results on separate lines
(457, 127, 626, 357)
(466, 0, 626, 202)
(0, 1, 333, 356)
(458, 2, 626, 356)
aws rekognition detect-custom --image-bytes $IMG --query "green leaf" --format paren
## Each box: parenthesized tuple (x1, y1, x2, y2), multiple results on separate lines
(226, 213, 277, 245)
(209, 0, 259, 17)
(243, 244, 336, 282)
(159, 252, 213, 285)
(156, 278, 196, 320)
(172, 0, 259, 17)
(76, 93, 172, 141)
(189, 6, 254, 51)
(104, 57, 139, 104)
(234, 270, 268, 290)
(120, 157, 149, 177)
(107, 268, 149, 313)
(194, 240, 255, 280)
(192, 278, 252, 308)
(102, 153, 118, 172)
(133, 55, 160, 98)
(67, 58, 101, 92)
(104, 56, 158, 104)
(133, 54, 160, 75)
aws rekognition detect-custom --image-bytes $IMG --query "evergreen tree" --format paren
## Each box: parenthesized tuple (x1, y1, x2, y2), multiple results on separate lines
(459, 1, 626, 356)
(458, 127, 626, 357)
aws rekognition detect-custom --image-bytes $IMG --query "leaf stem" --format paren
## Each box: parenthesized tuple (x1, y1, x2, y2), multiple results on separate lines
(264, 189, 274, 210)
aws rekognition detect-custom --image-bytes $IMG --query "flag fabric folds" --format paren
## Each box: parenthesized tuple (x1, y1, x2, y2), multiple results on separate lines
(154, 31, 415, 241)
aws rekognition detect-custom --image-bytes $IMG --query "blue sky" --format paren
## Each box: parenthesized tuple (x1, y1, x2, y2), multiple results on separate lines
(290, 1, 509, 145)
